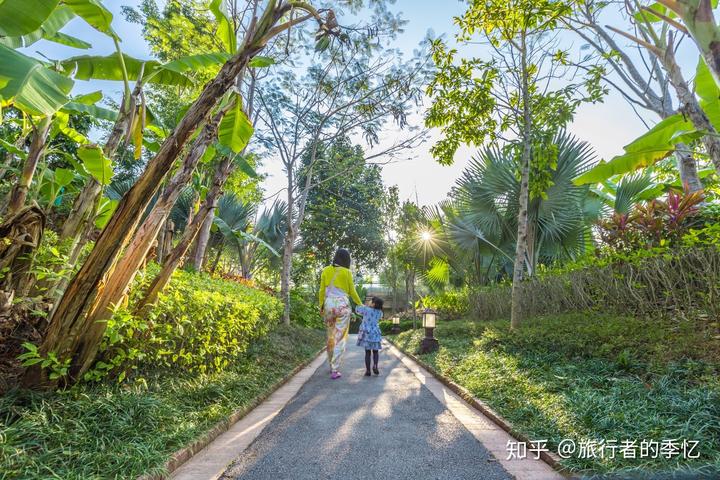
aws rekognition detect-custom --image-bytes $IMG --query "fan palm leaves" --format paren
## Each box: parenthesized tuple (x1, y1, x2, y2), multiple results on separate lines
(427, 131, 600, 286)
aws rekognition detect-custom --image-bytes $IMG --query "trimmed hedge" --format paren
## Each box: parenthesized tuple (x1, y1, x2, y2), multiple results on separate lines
(470, 244, 720, 322)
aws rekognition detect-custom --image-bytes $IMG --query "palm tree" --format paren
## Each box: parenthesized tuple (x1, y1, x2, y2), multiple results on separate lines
(209, 197, 286, 278)
(429, 131, 601, 286)
(209, 193, 255, 275)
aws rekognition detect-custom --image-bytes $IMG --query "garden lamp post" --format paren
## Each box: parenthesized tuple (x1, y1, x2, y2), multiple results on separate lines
(391, 315, 400, 334)
(419, 308, 439, 354)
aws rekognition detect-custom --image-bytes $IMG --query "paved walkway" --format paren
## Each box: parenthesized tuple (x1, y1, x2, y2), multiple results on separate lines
(209, 338, 563, 480)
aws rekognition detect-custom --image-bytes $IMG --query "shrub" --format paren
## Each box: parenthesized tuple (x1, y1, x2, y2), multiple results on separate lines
(598, 189, 704, 251)
(86, 265, 283, 382)
(289, 288, 323, 329)
(427, 289, 469, 319)
(379, 318, 415, 335)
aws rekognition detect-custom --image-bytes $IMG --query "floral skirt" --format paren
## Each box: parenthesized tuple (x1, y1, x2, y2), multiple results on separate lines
(324, 303, 351, 372)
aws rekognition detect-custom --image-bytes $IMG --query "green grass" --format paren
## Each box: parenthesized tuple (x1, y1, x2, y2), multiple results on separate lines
(0, 325, 325, 480)
(393, 313, 720, 477)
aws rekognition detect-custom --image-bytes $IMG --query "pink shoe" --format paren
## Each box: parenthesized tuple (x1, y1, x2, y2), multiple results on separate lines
(330, 371, 342, 380)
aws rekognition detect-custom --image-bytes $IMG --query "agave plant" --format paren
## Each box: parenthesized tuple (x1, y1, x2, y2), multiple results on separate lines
(428, 131, 601, 285)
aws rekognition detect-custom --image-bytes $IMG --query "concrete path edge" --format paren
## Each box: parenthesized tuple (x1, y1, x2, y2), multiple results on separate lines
(136, 347, 326, 480)
(386, 337, 575, 479)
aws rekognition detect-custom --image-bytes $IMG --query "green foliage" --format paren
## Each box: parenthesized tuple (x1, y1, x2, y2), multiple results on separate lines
(289, 289, 323, 329)
(378, 318, 415, 335)
(217, 94, 254, 154)
(1, 325, 325, 479)
(426, 131, 599, 285)
(574, 114, 698, 185)
(27, 230, 75, 298)
(424, 41, 497, 165)
(299, 136, 388, 270)
(0, 0, 61, 37)
(394, 315, 720, 474)
(598, 189, 704, 251)
(86, 265, 283, 381)
(427, 289, 469, 320)
(425, 0, 599, 168)
(0, 43, 74, 116)
(17, 343, 71, 381)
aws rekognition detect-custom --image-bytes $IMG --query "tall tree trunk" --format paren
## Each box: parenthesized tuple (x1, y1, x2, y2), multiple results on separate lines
(409, 270, 416, 329)
(675, 143, 703, 193)
(279, 228, 295, 325)
(191, 210, 214, 271)
(31, 31, 269, 386)
(211, 240, 224, 274)
(4, 118, 52, 216)
(158, 219, 175, 263)
(661, 45, 720, 178)
(511, 34, 532, 331)
(137, 157, 232, 312)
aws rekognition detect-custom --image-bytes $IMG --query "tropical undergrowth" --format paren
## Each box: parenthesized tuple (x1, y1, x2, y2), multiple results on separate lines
(0, 325, 325, 479)
(393, 315, 720, 476)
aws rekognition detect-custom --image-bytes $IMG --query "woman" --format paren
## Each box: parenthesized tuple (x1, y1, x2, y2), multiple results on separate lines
(319, 248, 363, 379)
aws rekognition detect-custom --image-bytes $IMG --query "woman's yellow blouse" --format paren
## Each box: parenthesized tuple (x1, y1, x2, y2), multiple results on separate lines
(318, 265, 363, 309)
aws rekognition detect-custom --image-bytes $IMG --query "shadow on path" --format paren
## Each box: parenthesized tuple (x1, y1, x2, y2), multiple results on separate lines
(220, 338, 512, 480)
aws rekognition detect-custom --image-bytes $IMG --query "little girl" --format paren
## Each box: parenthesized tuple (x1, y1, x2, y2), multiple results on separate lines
(356, 297, 384, 376)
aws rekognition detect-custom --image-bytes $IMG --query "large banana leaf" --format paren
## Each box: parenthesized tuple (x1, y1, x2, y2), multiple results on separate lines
(0, 44, 74, 116)
(218, 95, 254, 153)
(209, 0, 236, 53)
(696, 57, 720, 127)
(77, 144, 113, 185)
(64, 0, 116, 37)
(61, 53, 194, 87)
(576, 56, 720, 185)
(62, 101, 117, 122)
(0, 0, 60, 37)
(574, 114, 699, 185)
(160, 52, 230, 75)
(0, 6, 89, 49)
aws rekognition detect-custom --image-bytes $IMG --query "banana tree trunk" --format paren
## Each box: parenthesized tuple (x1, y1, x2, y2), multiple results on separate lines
(81, 111, 225, 330)
(668, 0, 720, 86)
(137, 157, 233, 312)
(511, 33, 531, 331)
(30, 43, 265, 386)
(28, 1, 319, 387)
(5, 118, 52, 216)
(211, 240, 224, 274)
(157, 219, 174, 263)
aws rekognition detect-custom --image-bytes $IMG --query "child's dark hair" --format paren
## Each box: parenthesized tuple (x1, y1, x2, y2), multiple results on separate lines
(371, 297, 384, 310)
(332, 248, 351, 268)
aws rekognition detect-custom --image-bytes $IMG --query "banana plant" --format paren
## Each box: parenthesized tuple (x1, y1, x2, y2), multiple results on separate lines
(575, 56, 719, 184)
(0, 0, 120, 116)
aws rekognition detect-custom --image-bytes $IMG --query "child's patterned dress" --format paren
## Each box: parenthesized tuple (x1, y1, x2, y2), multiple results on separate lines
(356, 306, 383, 350)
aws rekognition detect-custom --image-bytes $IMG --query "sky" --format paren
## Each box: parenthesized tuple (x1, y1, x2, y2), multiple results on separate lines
(21, 0, 699, 208)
